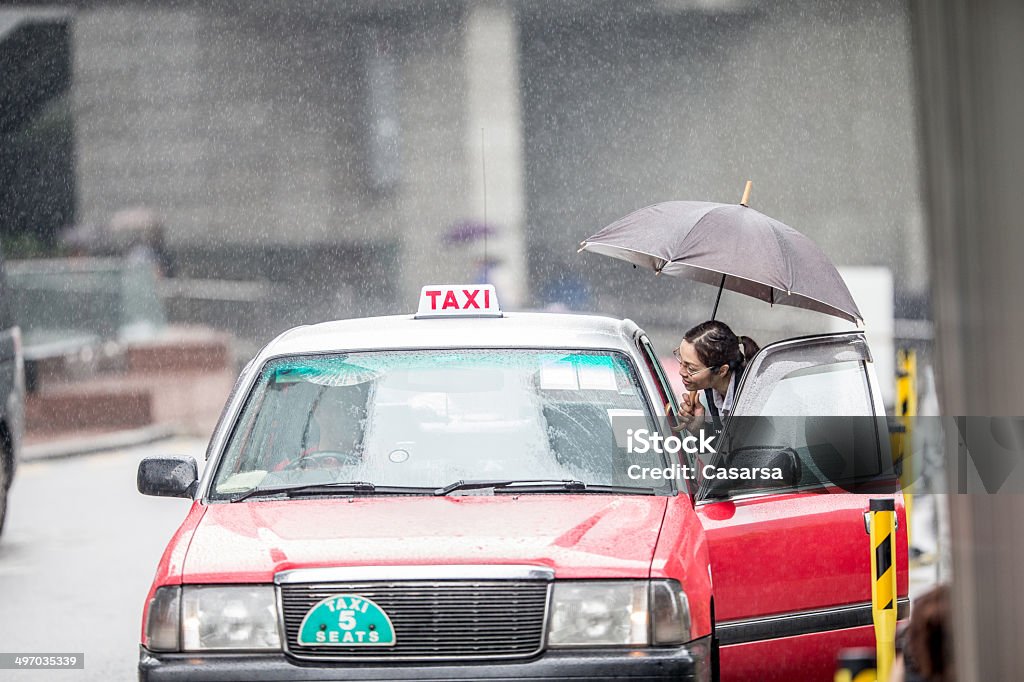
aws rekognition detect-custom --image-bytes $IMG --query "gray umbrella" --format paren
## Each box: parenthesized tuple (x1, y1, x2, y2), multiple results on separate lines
(578, 191, 862, 325)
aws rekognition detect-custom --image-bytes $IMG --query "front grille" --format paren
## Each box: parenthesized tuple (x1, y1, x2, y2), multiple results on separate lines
(280, 580, 550, 661)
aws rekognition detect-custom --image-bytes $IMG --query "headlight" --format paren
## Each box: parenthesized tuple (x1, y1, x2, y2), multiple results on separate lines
(547, 581, 648, 647)
(547, 580, 691, 648)
(181, 586, 281, 651)
(144, 586, 181, 652)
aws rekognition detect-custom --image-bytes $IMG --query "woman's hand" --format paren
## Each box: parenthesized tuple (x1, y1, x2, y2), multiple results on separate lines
(678, 390, 705, 430)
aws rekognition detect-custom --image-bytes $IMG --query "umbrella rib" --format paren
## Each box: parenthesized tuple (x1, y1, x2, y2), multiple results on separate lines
(586, 243, 779, 294)
(582, 242, 672, 265)
(662, 260, 783, 291)
(767, 221, 796, 290)
(663, 261, 861, 323)
(682, 204, 723, 237)
(585, 245, 764, 287)
(771, 289, 862, 323)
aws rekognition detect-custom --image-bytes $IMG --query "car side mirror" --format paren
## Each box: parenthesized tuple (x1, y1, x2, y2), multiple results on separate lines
(138, 457, 199, 498)
(703, 446, 801, 499)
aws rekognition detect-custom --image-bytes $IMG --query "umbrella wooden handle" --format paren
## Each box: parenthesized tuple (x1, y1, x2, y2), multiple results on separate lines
(740, 180, 752, 207)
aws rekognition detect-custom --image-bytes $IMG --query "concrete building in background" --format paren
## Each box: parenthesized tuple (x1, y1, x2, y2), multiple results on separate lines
(4, 0, 924, 343)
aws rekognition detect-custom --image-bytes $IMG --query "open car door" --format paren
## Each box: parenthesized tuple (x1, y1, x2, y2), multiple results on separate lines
(695, 332, 909, 682)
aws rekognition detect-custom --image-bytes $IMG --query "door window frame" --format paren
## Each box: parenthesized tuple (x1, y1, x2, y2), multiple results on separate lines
(635, 332, 695, 497)
(695, 332, 885, 503)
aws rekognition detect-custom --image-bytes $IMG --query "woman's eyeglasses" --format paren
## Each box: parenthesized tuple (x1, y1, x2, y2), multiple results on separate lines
(673, 348, 715, 378)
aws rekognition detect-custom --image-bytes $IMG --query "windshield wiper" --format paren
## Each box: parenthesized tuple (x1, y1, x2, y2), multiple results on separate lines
(229, 481, 432, 503)
(494, 483, 657, 495)
(231, 478, 656, 502)
(433, 479, 588, 496)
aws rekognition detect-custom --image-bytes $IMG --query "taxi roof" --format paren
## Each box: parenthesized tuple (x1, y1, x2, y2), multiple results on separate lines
(262, 312, 644, 359)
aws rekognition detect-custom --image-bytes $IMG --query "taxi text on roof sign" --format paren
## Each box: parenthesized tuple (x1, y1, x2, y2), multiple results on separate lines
(415, 284, 501, 319)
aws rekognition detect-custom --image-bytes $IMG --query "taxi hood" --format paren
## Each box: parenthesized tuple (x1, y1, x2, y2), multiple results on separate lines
(181, 495, 668, 582)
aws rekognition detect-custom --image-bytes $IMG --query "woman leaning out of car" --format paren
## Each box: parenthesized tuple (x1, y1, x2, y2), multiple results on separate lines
(674, 320, 759, 433)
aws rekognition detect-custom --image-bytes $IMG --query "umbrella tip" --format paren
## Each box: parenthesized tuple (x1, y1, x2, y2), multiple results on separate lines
(740, 180, 753, 207)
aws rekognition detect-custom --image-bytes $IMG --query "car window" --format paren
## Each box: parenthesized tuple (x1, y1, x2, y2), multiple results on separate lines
(757, 361, 872, 418)
(211, 349, 670, 499)
(705, 336, 889, 497)
(637, 334, 679, 417)
(635, 334, 696, 494)
(752, 361, 881, 489)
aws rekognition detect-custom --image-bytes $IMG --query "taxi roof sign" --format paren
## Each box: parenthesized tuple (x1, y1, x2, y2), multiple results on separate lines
(416, 285, 502, 319)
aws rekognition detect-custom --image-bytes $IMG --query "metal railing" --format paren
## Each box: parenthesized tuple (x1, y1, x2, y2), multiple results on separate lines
(6, 257, 166, 360)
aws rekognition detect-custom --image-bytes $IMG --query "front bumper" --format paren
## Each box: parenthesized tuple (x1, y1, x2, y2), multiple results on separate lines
(138, 637, 710, 681)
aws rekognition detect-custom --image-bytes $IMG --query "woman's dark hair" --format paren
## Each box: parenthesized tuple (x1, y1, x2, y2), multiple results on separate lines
(905, 584, 953, 682)
(683, 320, 760, 374)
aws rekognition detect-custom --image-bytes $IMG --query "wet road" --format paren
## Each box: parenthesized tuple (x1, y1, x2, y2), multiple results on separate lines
(0, 438, 204, 681)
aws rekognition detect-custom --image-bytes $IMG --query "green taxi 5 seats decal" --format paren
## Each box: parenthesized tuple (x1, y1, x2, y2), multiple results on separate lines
(298, 595, 396, 646)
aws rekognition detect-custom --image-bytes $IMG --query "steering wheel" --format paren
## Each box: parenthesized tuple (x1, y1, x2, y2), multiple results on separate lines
(282, 450, 361, 471)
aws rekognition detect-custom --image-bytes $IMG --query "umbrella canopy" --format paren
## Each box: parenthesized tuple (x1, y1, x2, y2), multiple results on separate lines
(579, 200, 862, 324)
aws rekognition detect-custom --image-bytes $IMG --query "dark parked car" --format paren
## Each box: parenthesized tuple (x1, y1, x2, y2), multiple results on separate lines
(0, 242, 25, 537)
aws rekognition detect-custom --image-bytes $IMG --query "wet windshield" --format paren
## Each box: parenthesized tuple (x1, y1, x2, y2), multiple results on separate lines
(211, 349, 669, 499)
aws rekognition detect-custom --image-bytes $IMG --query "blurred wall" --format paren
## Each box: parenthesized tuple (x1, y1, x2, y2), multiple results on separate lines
(521, 0, 924, 337)
(74, 4, 460, 247)
(911, 0, 1024, 679)
(72, 2, 478, 322)
(0, 11, 74, 249)
(70, 0, 924, 343)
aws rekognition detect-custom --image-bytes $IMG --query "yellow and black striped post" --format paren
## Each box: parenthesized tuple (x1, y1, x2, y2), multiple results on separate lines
(869, 498, 898, 682)
(895, 349, 917, 545)
(896, 349, 917, 423)
(834, 648, 876, 682)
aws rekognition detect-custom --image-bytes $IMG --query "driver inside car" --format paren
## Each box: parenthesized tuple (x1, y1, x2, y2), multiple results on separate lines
(281, 385, 369, 471)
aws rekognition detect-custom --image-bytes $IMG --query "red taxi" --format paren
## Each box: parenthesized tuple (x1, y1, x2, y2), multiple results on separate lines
(137, 285, 907, 681)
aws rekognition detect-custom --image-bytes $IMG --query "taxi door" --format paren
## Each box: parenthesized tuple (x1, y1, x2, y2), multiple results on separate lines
(693, 332, 909, 682)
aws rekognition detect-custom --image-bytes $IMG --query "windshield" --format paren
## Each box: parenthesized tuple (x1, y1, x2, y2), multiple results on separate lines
(210, 349, 669, 499)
